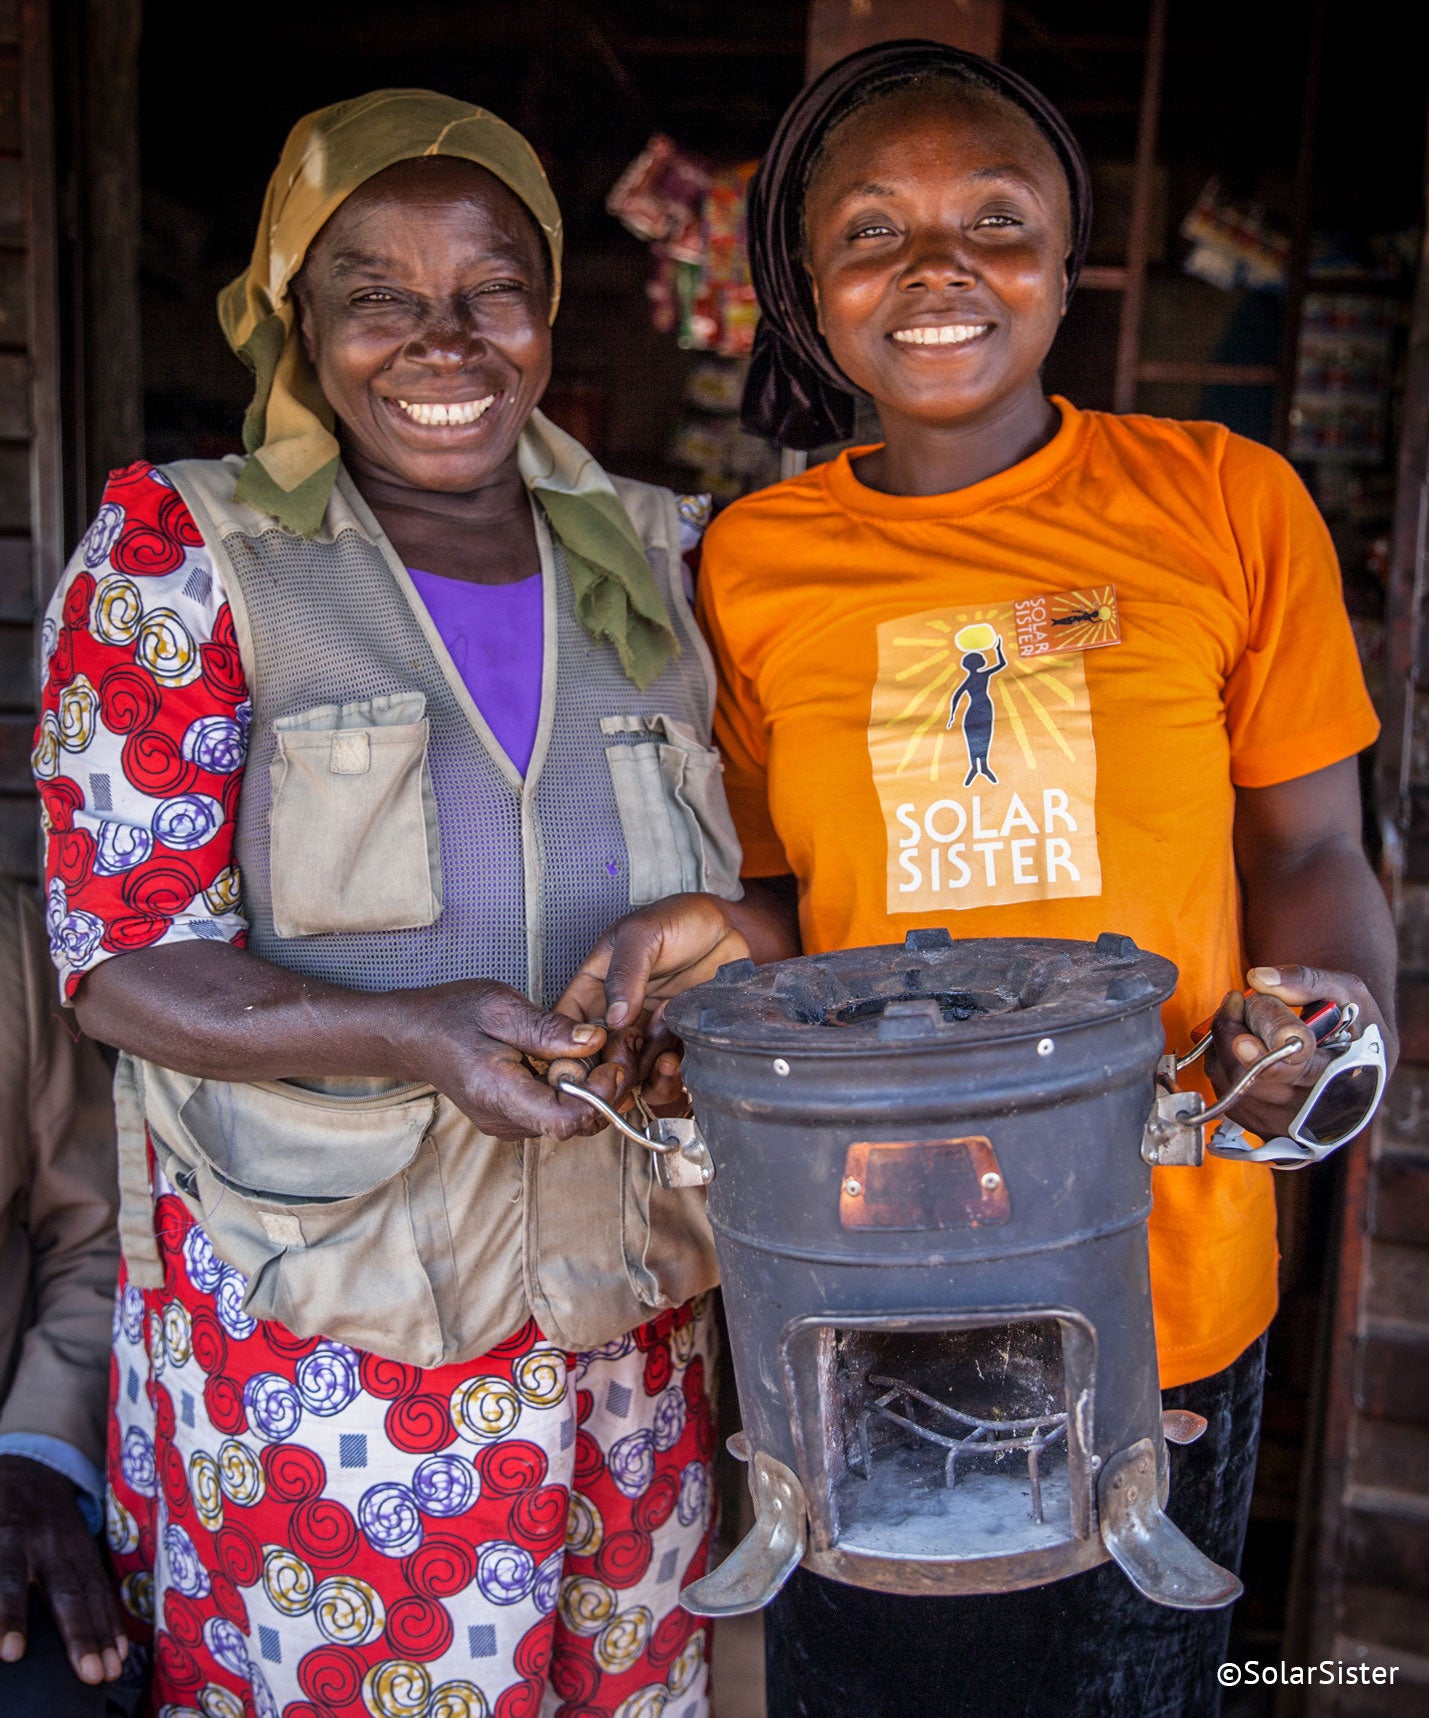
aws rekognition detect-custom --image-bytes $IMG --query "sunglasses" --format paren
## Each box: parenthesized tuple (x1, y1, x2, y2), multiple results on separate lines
(1206, 1013, 1386, 1169)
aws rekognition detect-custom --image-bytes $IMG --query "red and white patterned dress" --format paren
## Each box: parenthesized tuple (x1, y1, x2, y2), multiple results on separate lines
(36, 463, 717, 1718)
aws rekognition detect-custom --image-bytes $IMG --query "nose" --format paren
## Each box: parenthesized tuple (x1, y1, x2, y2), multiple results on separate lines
(899, 230, 978, 294)
(404, 302, 485, 369)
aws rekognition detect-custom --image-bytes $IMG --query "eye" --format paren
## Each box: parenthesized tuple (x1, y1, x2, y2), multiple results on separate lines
(973, 211, 1027, 232)
(848, 221, 897, 241)
(350, 288, 402, 306)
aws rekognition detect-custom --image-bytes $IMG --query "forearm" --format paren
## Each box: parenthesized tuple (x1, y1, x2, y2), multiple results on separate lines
(724, 874, 802, 966)
(1239, 837, 1397, 1040)
(73, 941, 616, 1140)
(74, 942, 421, 1085)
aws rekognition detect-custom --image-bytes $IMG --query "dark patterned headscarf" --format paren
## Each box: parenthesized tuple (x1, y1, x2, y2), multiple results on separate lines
(742, 40, 1093, 449)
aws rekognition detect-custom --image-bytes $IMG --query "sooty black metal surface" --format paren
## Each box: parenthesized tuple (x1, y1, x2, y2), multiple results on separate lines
(681, 927, 1168, 1048)
(668, 931, 1243, 1616)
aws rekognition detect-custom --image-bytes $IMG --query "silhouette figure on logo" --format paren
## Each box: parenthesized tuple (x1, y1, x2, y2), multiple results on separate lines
(947, 636, 1007, 786)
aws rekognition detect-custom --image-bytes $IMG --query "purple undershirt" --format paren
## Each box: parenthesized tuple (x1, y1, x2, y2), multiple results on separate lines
(409, 568, 544, 776)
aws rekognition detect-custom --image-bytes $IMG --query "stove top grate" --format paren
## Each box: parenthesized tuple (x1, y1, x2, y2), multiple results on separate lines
(850, 1374, 1069, 1524)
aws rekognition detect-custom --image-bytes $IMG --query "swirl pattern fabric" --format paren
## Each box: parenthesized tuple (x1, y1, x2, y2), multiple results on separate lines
(32, 462, 249, 998)
(741, 38, 1094, 448)
(33, 460, 714, 1005)
(107, 1172, 717, 1717)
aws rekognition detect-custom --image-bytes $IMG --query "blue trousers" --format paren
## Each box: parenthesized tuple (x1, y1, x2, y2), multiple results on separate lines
(764, 1334, 1267, 1718)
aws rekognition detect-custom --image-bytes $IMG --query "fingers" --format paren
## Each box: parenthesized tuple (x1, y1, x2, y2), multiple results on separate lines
(1245, 964, 1378, 1079)
(434, 957, 703, 1139)
(636, 1006, 679, 1082)
(537, 1043, 638, 1114)
(1201, 964, 1390, 1140)
(1241, 991, 1315, 1066)
(467, 1063, 609, 1141)
(1248, 964, 1363, 1008)
(608, 905, 750, 1024)
(1208, 988, 1247, 1082)
(472, 990, 606, 1060)
(84, 1542, 128, 1679)
(1211, 983, 1312, 1074)
(592, 1026, 644, 1109)
(560, 897, 750, 1032)
(601, 919, 668, 1029)
(581, 1057, 633, 1113)
(555, 941, 614, 1027)
(38, 1534, 126, 1683)
(642, 1051, 689, 1117)
(1207, 988, 1313, 1116)
(0, 1532, 31, 1663)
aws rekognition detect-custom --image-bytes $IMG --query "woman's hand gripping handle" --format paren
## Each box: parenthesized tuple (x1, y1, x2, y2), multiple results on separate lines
(557, 883, 803, 1114)
(1204, 964, 1395, 1138)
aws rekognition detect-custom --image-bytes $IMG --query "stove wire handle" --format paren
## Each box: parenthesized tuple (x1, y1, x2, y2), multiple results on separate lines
(1149, 999, 1371, 1169)
(1184, 1039, 1303, 1127)
(1143, 1036, 1303, 1169)
(1176, 997, 1358, 1073)
(555, 1079, 716, 1190)
(554, 1079, 676, 1153)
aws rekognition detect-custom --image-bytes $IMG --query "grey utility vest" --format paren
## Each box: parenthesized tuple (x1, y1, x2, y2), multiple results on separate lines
(117, 457, 738, 1366)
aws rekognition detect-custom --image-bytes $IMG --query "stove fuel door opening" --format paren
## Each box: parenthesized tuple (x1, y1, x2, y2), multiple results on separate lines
(781, 1310, 1099, 1573)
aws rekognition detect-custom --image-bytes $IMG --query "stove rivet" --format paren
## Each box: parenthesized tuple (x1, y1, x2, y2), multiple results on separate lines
(843, 1178, 864, 1198)
(980, 1171, 1003, 1191)
(1037, 1037, 1055, 1057)
(773, 1057, 791, 1076)
(1090, 1454, 1102, 1470)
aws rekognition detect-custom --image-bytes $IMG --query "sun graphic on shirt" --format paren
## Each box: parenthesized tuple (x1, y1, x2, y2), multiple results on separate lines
(885, 608, 1083, 783)
(1035, 586, 1120, 653)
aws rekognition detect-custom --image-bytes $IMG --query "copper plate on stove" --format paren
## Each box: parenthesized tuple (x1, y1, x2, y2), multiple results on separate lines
(839, 1138, 1011, 1230)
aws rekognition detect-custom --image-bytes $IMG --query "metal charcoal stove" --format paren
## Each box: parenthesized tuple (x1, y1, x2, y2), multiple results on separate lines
(662, 930, 1245, 1618)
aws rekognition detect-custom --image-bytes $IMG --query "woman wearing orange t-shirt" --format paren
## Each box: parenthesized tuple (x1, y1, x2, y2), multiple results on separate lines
(560, 42, 1395, 1717)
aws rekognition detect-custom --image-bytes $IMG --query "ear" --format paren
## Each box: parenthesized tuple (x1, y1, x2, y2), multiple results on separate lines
(1060, 254, 1071, 318)
(805, 261, 825, 336)
(291, 274, 318, 367)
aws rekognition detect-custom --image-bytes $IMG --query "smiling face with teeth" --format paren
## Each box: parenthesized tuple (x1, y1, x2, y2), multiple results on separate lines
(802, 80, 1072, 494)
(294, 157, 554, 498)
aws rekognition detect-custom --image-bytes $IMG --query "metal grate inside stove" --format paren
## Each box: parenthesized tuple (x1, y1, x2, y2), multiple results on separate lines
(849, 1374, 1069, 1525)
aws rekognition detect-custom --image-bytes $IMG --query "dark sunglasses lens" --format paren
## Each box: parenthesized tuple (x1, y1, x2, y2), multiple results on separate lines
(1301, 1062, 1381, 1146)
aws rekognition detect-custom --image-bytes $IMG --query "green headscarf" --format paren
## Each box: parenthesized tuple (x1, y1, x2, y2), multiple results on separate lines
(218, 88, 678, 690)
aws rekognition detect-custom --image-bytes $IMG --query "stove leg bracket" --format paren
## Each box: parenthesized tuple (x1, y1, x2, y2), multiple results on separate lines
(679, 1450, 807, 1618)
(1162, 1407, 1209, 1445)
(1098, 1437, 1243, 1610)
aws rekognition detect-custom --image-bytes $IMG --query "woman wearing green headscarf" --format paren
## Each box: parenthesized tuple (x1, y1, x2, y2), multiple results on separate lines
(34, 90, 783, 1716)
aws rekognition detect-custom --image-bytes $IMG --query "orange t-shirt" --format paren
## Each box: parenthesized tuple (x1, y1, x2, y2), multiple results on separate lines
(696, 399, 1379, 1388)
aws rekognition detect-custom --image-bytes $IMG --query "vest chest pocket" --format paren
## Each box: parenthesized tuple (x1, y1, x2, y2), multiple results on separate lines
(601, 713, 744, 906)
(269, 692, 443, 937)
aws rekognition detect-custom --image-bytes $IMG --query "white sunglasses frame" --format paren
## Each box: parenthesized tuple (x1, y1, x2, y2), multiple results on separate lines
(1208, 1024, 1387, 1169)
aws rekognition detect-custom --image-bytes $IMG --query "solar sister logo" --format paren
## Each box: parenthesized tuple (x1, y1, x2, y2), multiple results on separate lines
(868, 592, 1116, 912)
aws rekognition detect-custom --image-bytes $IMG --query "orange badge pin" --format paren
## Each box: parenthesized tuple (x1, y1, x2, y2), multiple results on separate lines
(1013, 586, 1121, 660)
